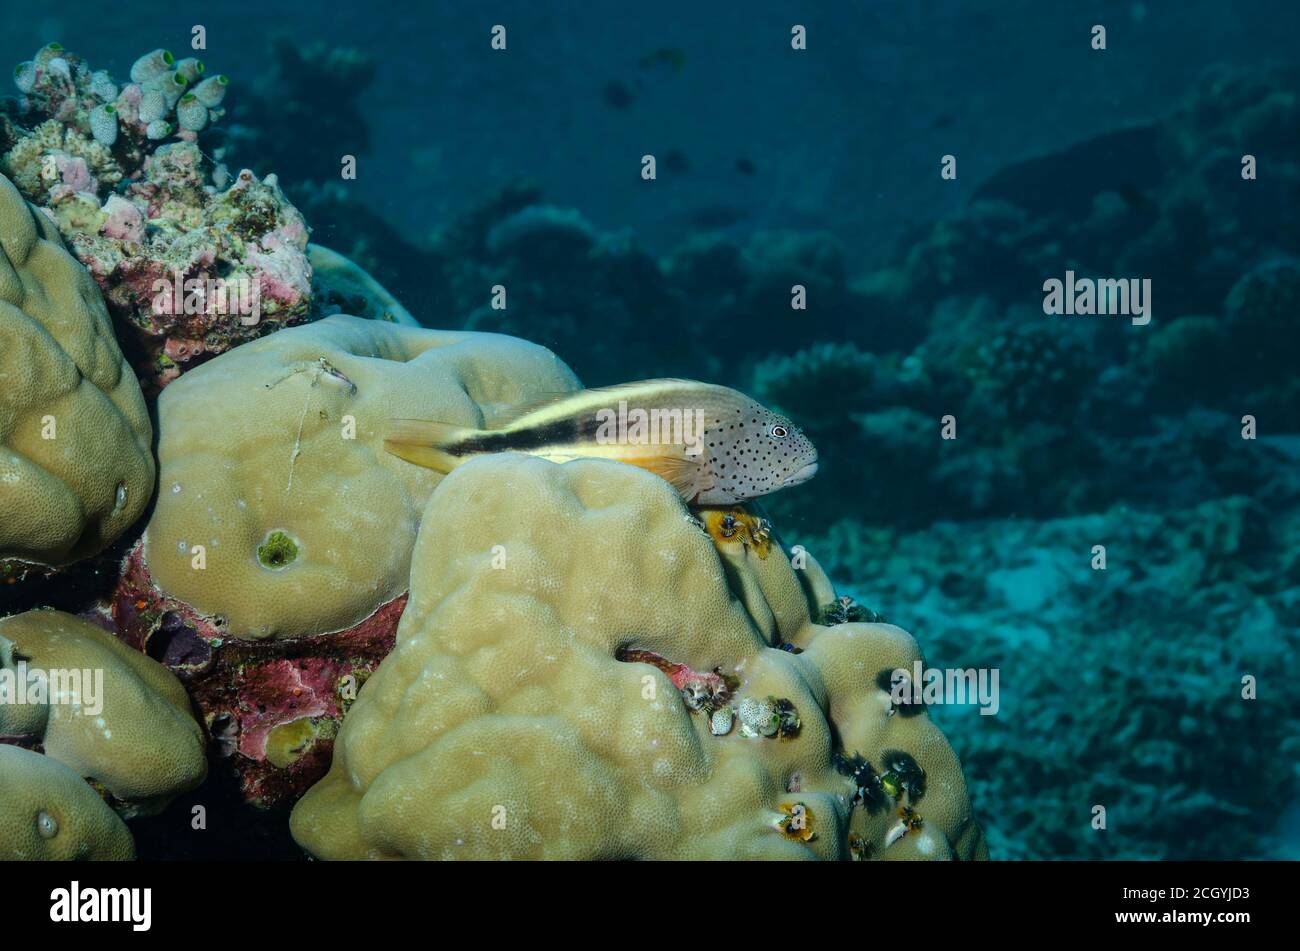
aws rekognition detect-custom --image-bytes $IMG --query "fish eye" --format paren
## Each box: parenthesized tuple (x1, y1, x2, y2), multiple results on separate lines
(770, 425, 789, 438)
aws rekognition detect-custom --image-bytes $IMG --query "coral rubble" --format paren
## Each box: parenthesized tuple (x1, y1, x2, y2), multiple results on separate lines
(2, 43, 312, 389)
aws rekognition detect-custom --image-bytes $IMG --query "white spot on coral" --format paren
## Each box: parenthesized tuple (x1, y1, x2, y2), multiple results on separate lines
(37, 812, 58, 839)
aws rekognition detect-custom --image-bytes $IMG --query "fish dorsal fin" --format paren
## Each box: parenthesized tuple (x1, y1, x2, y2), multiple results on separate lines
(587, 378, 704, 392)
(488, 389, 584, 425)
(501, 379, 709, 426)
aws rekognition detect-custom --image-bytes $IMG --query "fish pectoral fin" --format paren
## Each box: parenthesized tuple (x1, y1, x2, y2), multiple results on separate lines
(625, 451, 702, 500)
(382, 419, 479, 473)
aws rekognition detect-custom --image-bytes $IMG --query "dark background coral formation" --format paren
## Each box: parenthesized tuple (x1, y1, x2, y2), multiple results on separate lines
(2, 0, 1298, 860)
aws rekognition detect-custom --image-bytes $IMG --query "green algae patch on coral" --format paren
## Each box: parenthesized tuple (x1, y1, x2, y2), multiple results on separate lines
(142, 316, 580, 641)
(257, 530, 300, 571)
(264, 716, 335, 769)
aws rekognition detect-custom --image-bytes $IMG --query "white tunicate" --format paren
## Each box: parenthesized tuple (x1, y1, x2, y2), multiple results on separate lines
(192, 74, 228, 108)
(176, 96, 208, 132)
(89, 70, 118, 101)
(175, 58, 204, 83)
(129, 48, 173, 85)
(171, 482, 182, 494)
(159, 73, 187, 110)
(176, 540, 188, 553)
(13, 62, 36, 94)
(145, 120, 173, 141)
(89, 105, 118, 146)
(113, 482, 128, 512)
(138, 87, 166, 124)
(46, 57, 71, 81)
(37, 812, 58, 839)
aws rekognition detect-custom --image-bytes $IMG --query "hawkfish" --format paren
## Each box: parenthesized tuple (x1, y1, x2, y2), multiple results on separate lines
(383, 379, 818, 504)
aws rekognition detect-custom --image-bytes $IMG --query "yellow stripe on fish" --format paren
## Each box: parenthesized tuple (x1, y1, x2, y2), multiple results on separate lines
(383, 379, 818, 504)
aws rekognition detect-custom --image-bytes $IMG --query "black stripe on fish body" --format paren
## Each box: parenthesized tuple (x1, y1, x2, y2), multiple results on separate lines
(453, 416, 598, 455)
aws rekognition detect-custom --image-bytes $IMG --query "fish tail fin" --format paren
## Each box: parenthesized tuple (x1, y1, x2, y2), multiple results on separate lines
(383, 419, 480, 473)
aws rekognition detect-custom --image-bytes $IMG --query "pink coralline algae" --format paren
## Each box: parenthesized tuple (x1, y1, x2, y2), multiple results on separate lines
(2, 43, 312, 390)
(103, 543, 402, 809)
(72, 151, 313, 389)
(614, 646, 734, 712)
(47, 152, 94, 196)
(100, 194, 144, 241)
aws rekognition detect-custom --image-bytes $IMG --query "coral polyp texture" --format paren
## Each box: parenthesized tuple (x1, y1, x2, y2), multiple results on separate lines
(140, 315, 579, 641)
(0, 610, 207, 816)
(0, 607, 207, 863)
(290, 455, 985, 861)
(0, 171, 154, 572)
(97, 316, 577, 805)
(2, 43, 311, 389)
(0, 745, 134, 861)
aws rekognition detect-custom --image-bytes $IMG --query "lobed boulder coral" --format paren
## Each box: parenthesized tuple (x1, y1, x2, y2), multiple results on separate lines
(306, 243, 419, 327)
(0, 745, 134, 860)
(290, 454, 985, 860)
(139, 315, 578, 641)
(0, 609, 207, 818)
(105, 315, 577, 805)
(0, 171, 154, 573)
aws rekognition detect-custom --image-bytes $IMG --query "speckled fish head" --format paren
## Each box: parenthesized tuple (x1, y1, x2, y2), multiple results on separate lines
(699, 396, 818, 502)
